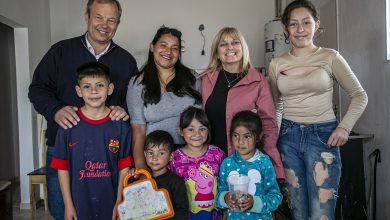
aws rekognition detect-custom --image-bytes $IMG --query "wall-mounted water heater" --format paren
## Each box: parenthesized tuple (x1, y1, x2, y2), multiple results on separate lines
(264, 20, 290, 76)
(264, 0, 291, 76)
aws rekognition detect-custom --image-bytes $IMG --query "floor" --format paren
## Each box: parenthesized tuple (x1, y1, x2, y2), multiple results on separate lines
(11, 182, 52, 220)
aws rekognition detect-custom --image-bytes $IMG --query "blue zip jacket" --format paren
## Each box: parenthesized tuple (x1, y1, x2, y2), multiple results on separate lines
(28, 34, 137, 146)
(217, 150, 282, 220)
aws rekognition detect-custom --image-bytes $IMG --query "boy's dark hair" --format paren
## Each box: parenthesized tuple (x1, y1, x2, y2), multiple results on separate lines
(179, 106, 211, 145)
(230, 111, 263, 149)
(145, 130, 174, 153)
(135, 26, 202, 106)
(76, 61, 111, 84)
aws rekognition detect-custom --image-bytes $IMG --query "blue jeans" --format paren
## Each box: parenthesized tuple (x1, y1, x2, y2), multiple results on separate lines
(277, 119, 341, 220)
(46, 145, 65, 220)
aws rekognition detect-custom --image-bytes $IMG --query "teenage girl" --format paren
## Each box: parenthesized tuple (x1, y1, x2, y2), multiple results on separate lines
(269, 1, 367, 219)
(217, 110, 282, 220)
(168, 106, 225, 220)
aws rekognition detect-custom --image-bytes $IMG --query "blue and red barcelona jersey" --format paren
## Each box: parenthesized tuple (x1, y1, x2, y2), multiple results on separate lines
(50, 109, 133, 219)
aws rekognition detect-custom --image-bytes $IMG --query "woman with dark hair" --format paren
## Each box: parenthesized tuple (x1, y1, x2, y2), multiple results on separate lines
(127, 27, 201, 170)
(269, 1, 368, 219)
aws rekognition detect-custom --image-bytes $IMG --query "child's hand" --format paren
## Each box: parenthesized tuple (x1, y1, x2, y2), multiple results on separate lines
(238, 194, 253, 211)
(224, 192, 238, 210)
(128, 168, 148, 180)
(127, 168, 138, 178)
(112, 200, 121, 220)
(64, 204, 77, 220)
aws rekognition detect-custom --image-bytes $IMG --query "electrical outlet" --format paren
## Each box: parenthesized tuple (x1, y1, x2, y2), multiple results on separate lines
(199, 24, 204, 31)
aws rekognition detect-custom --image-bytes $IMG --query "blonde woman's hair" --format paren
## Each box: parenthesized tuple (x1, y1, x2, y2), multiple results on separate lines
(206, 27, 251, 74)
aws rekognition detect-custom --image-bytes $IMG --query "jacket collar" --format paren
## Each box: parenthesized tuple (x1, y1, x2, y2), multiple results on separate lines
(80, 32, 117, 53)
(232, 149, 261, 164)
(204, 68, 264, 88)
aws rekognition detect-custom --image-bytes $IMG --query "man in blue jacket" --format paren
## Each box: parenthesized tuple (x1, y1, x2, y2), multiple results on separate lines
(28, 0, 137, 219)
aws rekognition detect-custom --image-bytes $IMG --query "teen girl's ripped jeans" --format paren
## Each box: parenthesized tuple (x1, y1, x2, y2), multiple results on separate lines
(277, 119, 341, 220)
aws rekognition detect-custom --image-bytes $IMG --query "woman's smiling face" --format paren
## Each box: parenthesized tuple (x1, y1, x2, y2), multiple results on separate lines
(150, 33, 180, 70)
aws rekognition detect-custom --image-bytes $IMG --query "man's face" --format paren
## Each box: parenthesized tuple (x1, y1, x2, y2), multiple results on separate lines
(85, 2, 120, 47)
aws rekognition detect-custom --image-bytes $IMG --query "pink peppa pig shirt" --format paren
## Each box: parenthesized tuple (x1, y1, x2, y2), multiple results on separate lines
(168, 145, 225, 220)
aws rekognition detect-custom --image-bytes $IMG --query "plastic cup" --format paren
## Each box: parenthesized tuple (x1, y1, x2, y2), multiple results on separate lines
(227, 174, 250, 212)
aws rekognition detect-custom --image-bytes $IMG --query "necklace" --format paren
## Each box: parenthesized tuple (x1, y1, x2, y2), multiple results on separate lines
(222, 69, 241, 88)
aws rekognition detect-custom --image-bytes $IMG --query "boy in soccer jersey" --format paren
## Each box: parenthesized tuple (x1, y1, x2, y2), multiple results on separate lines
(50, 62, 133, 220)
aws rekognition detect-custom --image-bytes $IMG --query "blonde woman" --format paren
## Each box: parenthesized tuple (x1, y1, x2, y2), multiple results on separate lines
(201, 27, 285, 180)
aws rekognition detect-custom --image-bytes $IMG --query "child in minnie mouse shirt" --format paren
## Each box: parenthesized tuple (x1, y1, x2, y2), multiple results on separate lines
(217, 111, 282, 220)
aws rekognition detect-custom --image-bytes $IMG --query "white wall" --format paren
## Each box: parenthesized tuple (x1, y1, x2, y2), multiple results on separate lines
(337, 0, 390, 219)
(0, 0, 51, 209)
(0, 0, 51, 72)
(50, 0, 275, 71)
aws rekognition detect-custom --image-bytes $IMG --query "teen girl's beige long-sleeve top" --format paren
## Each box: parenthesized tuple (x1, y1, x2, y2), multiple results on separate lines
(269, 47, 368, 132)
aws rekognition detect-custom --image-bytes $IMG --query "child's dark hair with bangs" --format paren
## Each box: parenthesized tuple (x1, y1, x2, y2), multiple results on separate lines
(76, 61, 111, 84)
(145, 130, 175, 153)
(230, 110, 263, 150)
(179, 106, 211, 145)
